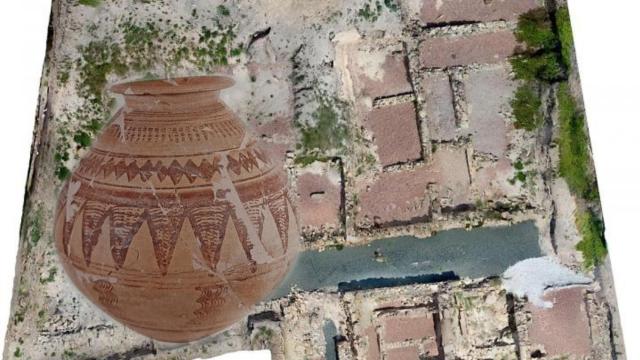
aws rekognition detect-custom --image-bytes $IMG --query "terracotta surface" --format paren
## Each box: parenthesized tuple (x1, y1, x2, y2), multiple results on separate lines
(419, 30, 518, 68)
(382, 315, 436, 343)
(364, 325, 381, 360)
(349, 44, 414, 99)
(384, 346, 421, 360)
(254, 116, 296, 166)
(296, 168, 342, 230)
(357, 148, 470, 226)
(365, 101, 422, 167)
(53, 76, 299, 342)
(380, 312, 440, 358)
(526, 287, 592, 357)
(419, 0, 540, 24)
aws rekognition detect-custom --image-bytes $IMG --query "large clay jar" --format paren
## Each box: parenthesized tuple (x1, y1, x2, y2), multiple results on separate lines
(53, 76, 299, 342)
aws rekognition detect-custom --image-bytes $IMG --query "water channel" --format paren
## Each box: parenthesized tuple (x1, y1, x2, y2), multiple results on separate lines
(270, 221, 541, 298)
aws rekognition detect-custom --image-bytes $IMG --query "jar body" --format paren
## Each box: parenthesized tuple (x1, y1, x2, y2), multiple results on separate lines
(54, 77, 299, 342)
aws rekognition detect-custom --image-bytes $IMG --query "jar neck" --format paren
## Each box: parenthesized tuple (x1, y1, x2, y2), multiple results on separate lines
(122, 90, 223, 115)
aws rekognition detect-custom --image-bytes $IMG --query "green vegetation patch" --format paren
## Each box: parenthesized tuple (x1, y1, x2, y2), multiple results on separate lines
(357, 0, 399, 21)
(383, 0, 399, 12)
(78, 0, 101, 7)
(510, 7, 574, 131)
(302, 101, 347, 152)
(511, 83, 542, 131)
(77, 40, 128, 102)
(77, 15, 242, 100)
(358, 1, 383, 22)
(56, 58, 73, 86)
(508, 160, 530, 185)
(193, 24, 239, 68)
(53, 105, 105, 180)
(556, 6, 574, 69)
(557, 83, 604, 267)
(27, 204, 44, 250)
(295, 95, 349, 166)
(511, 52, 564, 82)
(515, 8, 558, 51)
(557, 82, 596, 199)
(40, 267, 58, 284)
(54, 124, 72, 181)
(122, 21, 160, 71)
(576, 210, 607, 268)
(217, 5, 230, 16)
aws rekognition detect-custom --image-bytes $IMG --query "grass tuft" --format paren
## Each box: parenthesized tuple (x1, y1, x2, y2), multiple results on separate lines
(358, 0, 383, 22)
(557, 83, 605, 267)
(28, 204, 44, 249)
(122, 21, 160, 71)
(73, 131, 93, 148)
(78, 40, 128, 102)
(515, 8, 558, 51)
(510, 7, 568, 131)
(295, 95, 348, 165)
(301, 101, 347, 151)
(556, 6, 574, 69)
(511, 83, 542, 131)
(217, 5, 230, 16)
(511, 52, 564, 82)
(557, 82, 597, 199)
(78, 0, 101, 7)
(576, 210, 607, 268)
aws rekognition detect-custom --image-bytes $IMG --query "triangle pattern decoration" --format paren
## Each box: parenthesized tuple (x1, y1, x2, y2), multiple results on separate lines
(146, 206, 186, 275)
(109, 206, 146, 268)
(81, 200, 113, 266)
(77, 155, 225, 185)
(266, 189, 290, 250)
(187, 199, 233, 271)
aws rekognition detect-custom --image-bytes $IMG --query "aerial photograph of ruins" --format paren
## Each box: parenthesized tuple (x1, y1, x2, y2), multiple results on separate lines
(3, 0, 627, 359)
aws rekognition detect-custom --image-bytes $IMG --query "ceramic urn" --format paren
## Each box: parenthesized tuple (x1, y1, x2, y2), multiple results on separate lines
(53, 76, 299, 342)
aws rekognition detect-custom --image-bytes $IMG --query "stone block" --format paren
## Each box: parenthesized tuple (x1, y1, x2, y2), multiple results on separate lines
(526, 287, 592, 357)
(364, 325, 381, 360)
(419, 30, 517, 68)
(422, 71, 458, 141)
(419, 0, 541, 24)
(384, 346, 421, 360)
(347, 42, 413, 99)
(465, 64, 516, 157)
(364, 102, 422, 167)
(356, 147, 470, 226)
(382, 315, 436, 343)
(296, 162, 343, 230)
(430, 146, 472, 206)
